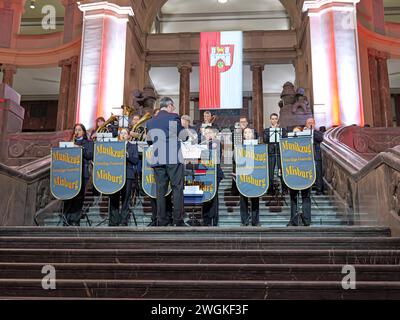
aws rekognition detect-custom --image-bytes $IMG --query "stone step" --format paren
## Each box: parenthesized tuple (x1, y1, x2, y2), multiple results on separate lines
(0, 226, 390, 238)
(2, 248, 398, 265)
(1, 236, 399, 250)
(42, 217, 377, 227)
(42, 221, 371, 228)
(1, 279, 399, 299)
(52, 209, 354, 216)
(42, 218, 372, 227)
(2, 263, 400, 281)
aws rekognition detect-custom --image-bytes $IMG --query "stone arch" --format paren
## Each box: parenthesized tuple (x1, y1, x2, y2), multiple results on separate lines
(140, 0, 302, 34)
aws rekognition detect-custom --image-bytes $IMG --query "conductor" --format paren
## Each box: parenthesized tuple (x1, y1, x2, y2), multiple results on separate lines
(146, 97, 187, 226)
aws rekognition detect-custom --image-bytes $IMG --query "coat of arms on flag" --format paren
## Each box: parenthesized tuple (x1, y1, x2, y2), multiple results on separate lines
(199, 31, 243, 110)
(210, 45, 234, 72)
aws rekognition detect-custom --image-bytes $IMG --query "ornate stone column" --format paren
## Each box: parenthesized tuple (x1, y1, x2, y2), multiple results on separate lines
(56, 59, 71, 131)
(0, 0, 25, 48)
(377, 55, 393, 127)
(67, 56, 79, 129)
(178, 62, 192, 116)
(395, 95, 400, 127)
(303, 0, 363, 127)
(251, 64, 264, 136)
(56, 56, 79, 131)
(368, 49, 393, 127)
(62, 0, 83, 44)
(1, 64, 17, 87)
(368, 49, 382, 127)
(77, 2, 134, 128)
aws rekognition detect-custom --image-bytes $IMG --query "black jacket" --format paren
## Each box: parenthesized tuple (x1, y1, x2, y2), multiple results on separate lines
(75, 138, 94, 179)
(146, 110, 185, 166)
(263, 127, 286, 156)
(200, 139, 225, 183)
(126, 142, 139, 179)
(313, 130, 324, 161)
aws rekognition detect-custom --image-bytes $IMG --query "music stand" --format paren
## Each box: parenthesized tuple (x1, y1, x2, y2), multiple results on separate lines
(182, 144, 206, 226)
(266, 128, 287, 209)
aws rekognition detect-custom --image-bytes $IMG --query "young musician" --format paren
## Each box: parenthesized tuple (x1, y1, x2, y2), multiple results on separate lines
(129, 114, 145, 141)
(305, 117, 324, 195)
(263, 113, 287, 195)
(181, 114, 198, 144)
(90, 117, 105, 140)
(201, 126, 224, 226)
(239, 127, 261, 227)
(239, 116, 258, 139)
(287, 126, 311, 226)
(197, 111, 219, 142)
(108, 128, 140, 226)
(63, 123, 94, 226)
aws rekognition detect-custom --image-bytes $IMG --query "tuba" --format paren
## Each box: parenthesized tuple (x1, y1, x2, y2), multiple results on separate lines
(96, 114, 118, 134)
(130, 112, 152, 141)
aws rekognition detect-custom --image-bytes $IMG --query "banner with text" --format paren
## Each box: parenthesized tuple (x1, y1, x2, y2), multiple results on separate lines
(50, 147, 82, 200)
(93, 141, 126, 194)
(235, 144, 269, 197)
(185, 150, 217, 203)
(280, 136, 316, 190)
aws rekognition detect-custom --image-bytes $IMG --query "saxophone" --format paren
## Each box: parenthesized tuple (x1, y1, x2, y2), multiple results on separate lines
(130, 112, 152, 141)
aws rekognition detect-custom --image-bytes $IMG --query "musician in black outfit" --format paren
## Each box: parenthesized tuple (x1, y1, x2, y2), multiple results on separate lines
(305, 118, 324, 195)
(196, 111, 219, 143)
(263, 113, 287, 194)
(200, 126, 225, 226)
(287, 124, 322, 227)
(63, 123, 94, 226)
(108, 129, 139, 226)
(239, 127, 260, 226)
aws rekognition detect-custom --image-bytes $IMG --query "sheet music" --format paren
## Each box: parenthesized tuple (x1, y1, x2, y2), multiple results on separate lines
(268, 128, 282, 143)
(181, 143, 206, 160)
(243, 139, 258, 145)
(59, 142, 76, 148)
(288, 129, 313, 138)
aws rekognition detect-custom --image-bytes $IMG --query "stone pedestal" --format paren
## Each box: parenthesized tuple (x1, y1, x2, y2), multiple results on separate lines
(0, 84, 24, 162)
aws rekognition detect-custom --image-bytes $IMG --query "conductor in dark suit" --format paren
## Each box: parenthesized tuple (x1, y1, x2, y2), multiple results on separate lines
(146, 97, 187, 226)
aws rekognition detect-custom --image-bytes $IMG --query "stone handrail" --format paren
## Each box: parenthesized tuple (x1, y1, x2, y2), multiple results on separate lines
(0, 155, 54, 226)
(322, 126, 400, 235)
